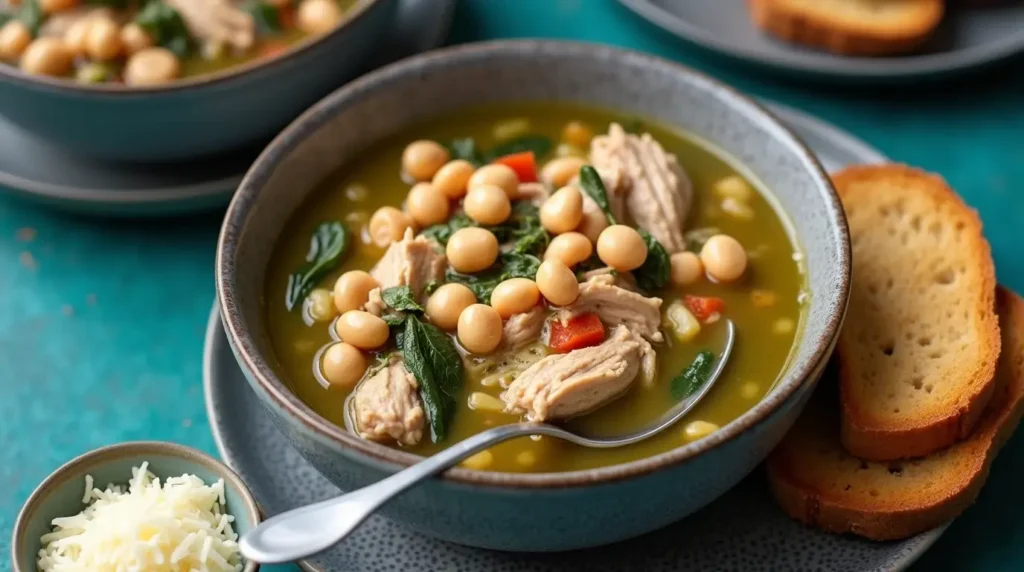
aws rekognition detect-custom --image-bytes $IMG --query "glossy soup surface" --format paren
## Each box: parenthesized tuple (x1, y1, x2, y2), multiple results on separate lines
(265, 103, 806, 473)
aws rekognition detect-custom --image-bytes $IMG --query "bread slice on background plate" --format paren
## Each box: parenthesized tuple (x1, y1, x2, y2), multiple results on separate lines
(834, 165, 1000, 460)
(748, 0, 944, 56)
(767, 287, 1024, 541)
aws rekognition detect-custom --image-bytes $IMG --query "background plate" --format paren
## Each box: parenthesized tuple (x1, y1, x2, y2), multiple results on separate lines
(618, 0, 1024, 81)
(0, 0, 455, 217)
(203, 105, 944, 572)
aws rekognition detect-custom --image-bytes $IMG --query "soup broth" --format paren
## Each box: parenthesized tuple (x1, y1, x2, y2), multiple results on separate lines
(265, 102, 806, 473)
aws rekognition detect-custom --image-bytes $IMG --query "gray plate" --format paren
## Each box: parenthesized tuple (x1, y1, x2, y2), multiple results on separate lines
(203, 104, 946, 572)
(618, 0, 1024, 81)
(0, 0, 455, 217)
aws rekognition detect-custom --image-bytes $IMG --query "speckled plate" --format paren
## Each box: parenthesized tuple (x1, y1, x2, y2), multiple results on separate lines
(203, 105, 943, 571)
(618, 0, 1024, 81)
(0, 0, 455, 217)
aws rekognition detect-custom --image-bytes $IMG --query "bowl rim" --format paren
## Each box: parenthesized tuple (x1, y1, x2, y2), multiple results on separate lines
(216, 38, 851, 489)
(0, 0, 386, 96)
(10, 440, 261, 572)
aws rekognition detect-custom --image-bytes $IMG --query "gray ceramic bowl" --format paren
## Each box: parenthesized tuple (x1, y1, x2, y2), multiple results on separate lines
(11, 441, 261, 571)
(216, 40, 851, 552)
(0, 0, 396, 163)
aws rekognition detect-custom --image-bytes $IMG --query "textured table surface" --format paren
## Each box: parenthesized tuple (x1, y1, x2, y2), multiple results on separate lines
(3, 1, 1023, 570)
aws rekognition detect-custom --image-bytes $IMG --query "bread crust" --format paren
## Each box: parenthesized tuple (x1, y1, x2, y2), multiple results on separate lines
(749, 0, 944, 56)
(833, 164, 1000, 460)
(767, 287, 1024, 541)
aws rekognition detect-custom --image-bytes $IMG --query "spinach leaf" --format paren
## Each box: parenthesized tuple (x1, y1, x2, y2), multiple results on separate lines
(423, 279, 441, 296)
(500, 251, 541, 280)
(574, 255, 613, 281)
(422, 212, 474, 245)
(381, 285, 425, 314)
(382, 314, 406, 327)
(285, 222, 348, 311)
(136, 0, 194, 58)
(446, 138, 486, 166)
(445, 251, 541, 302)
(509, 204, 548, 255)
(402, 315, 463, 442)
(242, 0, 281, 34)
(578, 165, 617, 225)
(633, 230, 670, 292)
(444, 269, 500, 302)
(670, 351, 716, 400)
(485, 135, 552, 161)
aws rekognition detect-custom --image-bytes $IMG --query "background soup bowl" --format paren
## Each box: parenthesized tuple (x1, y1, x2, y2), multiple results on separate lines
(216, 40, 850, 552)
(0, 0, 396, 163)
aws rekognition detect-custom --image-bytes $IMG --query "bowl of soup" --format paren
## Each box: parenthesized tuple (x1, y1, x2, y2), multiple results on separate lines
(217, 40, 850, 551)
(0, 0, 396, 162)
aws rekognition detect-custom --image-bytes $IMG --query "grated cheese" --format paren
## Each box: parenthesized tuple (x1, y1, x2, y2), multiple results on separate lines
(37, 462, 244, 572)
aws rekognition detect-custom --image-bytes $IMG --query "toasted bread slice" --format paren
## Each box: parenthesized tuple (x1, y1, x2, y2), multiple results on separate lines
(748, 0, 944, 56)
(833, 165, 999, 460)
(767, 287, 1024, 541)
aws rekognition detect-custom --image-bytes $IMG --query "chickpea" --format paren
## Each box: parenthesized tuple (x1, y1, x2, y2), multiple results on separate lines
(20, 38, 72, 77)
(446, 227, 499, 274)
(596, 225, 647, 272)
(540, 186, 584, 235)
(305, 288, 337, 322)
(39, 0, 78, 13)
(463, 184, 511, 226)
(535, 259, 579, 306)
(0, 20, 31, 61)
(402, 140, 449, 182)
(123, 48, 181, 85)
(544, 232, 592, 268)
(670, 251, 704, 287)
(576, 197, 609, 243)
(368, 206, 413, 247)
(335, 310, 390, 350)
(85, 17, 122, 61)
(490, 278, 540, 318)
(432, 159, 474, 199)
(457, 304, 503, 354)
(333, 270, 379, 314)
(540, 156, 586, 189)
(562, 120, 594, 148)
(405, 182, 450, 227)
(468, 164, 519, 199)
(297, 0, 343, 34)
(700, 234, 747, 283)
(321, 342, 367, 390)
(63, 18, 92, 57)
(120, 22, 153, 56)
(426, 283, 476, 331)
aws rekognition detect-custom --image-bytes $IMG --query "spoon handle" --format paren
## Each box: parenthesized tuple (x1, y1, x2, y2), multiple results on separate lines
(239, 422, 536, 564)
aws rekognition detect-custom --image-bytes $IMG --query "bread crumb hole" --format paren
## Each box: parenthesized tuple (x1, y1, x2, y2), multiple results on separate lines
(888, 465, 903, 476)
(930, 351, 941, 359)
(910, 216, 921, 231)
(925, 384, 933, 393)
(918, 336, 932, 346)
(869, 489, 879, 497)
(881, 343, 894, 356)
(935, 269, 955, 285)
(844, 484, 852, 491)
(913, 379, 923, 390)
(929, 221, 943, 238)
(859, 460, 869, 470)
(893, 407, 900, 413)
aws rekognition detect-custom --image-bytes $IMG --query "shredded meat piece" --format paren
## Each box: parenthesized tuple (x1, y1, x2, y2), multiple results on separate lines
(362, 288, 386, 317)
(517, 182, 549, 207)
(166, 0, 255, 50)
(502, 306, 547, 350)
(557, 275, 663, 343)
(571, 165, 628, 223)
(370, 228, 447, 300)
(579, 266, 639, 292)
(501, 326, 652, 421)
(352, 355, 424, 446)
(590, 123, 693, 253)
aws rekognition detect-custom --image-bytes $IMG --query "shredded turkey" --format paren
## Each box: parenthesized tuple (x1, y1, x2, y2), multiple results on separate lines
(557, 274, 663, 343)
(370, 228, 447, 300)
(590, 123, 693, 253)
(501, 326, 654, 421)
(351, 355, 424, 446)
(502, 306, 547, 350)
(166, 0, 255, 50)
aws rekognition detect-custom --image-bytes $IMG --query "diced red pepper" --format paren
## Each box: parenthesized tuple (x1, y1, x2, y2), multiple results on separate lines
(548, 312, 605, 353)
(685, 295, 726, 323)
(493, 151, 538, 183)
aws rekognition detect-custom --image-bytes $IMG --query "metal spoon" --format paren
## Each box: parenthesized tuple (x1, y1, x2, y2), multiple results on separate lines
(240, 319, 735, 564)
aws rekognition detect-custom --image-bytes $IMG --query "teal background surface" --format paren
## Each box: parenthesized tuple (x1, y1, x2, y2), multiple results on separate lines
(2, 0, 1022, 569)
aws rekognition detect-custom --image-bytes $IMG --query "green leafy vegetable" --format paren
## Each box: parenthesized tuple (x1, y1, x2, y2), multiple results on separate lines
(485, 135, 552, 161)
(6, 0, 43, 35)
(242, 0, 281, 34)
(285, 222, 348, 311)
(382, 314, 406, 327)
(578, 165, 617, 225)
(633, 230, 670, 292)
(381, 285, 425, 314)
(423, 280, 441, 296)
(444, 252, 540, 302)
(574, 255, 612, 281)
(136, 0, 194, 58)
(670, 351, 716, 400)
(401, 315, 463, 442)
(446, 138, 486, 166)
(422, 212, 474, 245)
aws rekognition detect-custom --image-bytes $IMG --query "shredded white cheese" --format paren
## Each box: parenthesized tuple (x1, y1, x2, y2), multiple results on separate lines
(37, 462, 244, 572)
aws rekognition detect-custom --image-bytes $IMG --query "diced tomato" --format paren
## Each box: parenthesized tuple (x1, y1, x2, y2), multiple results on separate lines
(685, 295, 726, 323)
(493, 151, 538, 183)
(548, 313, 605, 353)
(259, 41, 290, 59)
